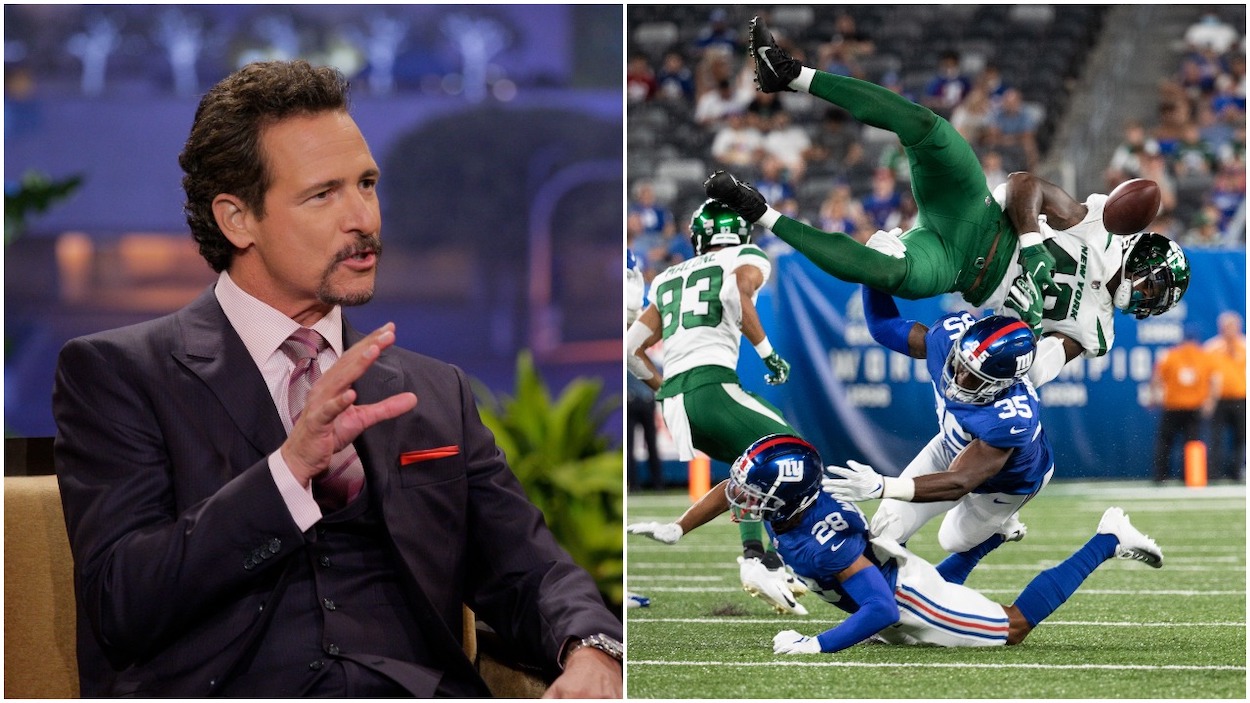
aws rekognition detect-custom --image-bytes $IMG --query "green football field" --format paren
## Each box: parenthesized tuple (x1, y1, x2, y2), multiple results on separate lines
(624, 481, 1246, 698)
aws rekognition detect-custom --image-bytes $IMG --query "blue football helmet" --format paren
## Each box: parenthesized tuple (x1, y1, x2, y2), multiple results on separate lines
(943, 316, 1036, 404)
(726, 434, 823, 524)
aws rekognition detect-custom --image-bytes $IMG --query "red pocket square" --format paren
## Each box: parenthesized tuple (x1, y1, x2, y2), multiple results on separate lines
(401, 446, 461, 465)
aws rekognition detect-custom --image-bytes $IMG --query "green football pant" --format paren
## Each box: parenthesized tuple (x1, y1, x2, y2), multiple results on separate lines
(769, 71, 1011, 305)
(660, 381, 795, 466)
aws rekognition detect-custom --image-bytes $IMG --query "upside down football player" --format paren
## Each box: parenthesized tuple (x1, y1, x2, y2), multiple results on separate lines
(705, 17, 1191, 388)
(626, 199, 809, 615)
(727, 434, 1162, 655)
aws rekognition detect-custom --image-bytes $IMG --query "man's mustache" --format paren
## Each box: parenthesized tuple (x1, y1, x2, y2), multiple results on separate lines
(332, 236, 383, 264)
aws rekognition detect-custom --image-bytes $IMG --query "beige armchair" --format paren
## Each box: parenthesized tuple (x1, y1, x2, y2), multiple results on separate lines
(4, 446, 546, 698)
(4, 474, 80, 698)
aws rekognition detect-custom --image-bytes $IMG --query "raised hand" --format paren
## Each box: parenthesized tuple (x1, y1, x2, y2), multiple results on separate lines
(281, 323, 417, 486)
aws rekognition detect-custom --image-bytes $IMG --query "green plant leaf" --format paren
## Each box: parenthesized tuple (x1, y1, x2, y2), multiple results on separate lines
(471, 352, 623, 607)
(4, 171, 84, 245)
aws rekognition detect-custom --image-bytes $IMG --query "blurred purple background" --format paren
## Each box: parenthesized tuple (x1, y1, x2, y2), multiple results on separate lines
(4, 4, 624, 439)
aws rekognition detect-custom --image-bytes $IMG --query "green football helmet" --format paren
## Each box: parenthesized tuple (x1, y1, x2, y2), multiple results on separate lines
(1113, 232, 1190, 319)
(690, 198, 751, 255)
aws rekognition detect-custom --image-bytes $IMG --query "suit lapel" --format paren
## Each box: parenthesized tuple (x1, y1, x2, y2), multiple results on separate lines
(342, 322, 486, 690)
(343, 321, 403, 499)
(173, 287, 287, 457)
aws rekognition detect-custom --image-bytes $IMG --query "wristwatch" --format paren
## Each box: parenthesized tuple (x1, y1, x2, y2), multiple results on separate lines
(562, 633, 624, 667)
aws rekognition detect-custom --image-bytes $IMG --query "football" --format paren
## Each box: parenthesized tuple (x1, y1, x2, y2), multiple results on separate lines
(1103, 178, 1161, 235)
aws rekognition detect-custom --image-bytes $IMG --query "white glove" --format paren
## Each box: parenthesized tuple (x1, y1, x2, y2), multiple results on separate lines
(773, 629, 822, 655)
(865, 227, 906, 259)
(626, 521, 684, 544)
(822, 460, 885, 502)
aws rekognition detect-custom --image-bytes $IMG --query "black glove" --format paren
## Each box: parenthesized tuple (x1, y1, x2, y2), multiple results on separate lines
(704, 171, 769, 223)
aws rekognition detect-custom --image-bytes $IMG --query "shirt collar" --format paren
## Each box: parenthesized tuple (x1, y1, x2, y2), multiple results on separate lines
(214, 271, 345, 367)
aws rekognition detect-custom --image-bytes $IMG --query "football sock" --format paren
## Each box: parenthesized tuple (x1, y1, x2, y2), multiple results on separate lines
(1013, 533, 1117, 627)
(759, 520, 783, 561)
(792, 66, 815, 92)
(741, 539, 766, 560)
(935, 533, 1006, 585)
(761, 549, 784, 570)
(738, 514, 785, 568)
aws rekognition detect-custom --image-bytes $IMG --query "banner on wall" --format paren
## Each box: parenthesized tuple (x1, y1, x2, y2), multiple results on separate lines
(735, 248, 1246, 480)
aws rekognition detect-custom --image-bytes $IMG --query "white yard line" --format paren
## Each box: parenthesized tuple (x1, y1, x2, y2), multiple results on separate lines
(628, 616, 1246, 627)
(627, 585, 1246, 596)
(626, 660, 1246, 672)
(629, 560, 1245, 570)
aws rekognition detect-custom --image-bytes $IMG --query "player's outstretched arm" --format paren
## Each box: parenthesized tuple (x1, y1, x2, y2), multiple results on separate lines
(677, 478, 733, 534)
(913, 440, 1011, 501)
(825, 440, 1010, 503)
(774, 556, 898, 654)
(626, 479, 734, 544)
(861, 285, 927, 358)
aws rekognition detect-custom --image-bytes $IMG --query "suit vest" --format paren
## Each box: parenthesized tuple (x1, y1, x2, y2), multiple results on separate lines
(218, 488, 450, 696)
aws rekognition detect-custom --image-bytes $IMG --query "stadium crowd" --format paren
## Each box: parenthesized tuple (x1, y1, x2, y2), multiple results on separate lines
(627, 7, 1246, 283)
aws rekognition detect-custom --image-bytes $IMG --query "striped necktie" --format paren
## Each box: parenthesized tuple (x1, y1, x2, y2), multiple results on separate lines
(280, 327, 365, 510)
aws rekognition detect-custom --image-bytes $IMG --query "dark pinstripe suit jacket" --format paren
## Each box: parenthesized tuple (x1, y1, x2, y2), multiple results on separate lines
(52, 286, 619, 697)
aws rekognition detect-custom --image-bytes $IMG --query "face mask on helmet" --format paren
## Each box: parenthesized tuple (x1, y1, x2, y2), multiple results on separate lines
(690, 198, 751, 255)
(942, 317, 1036, 404)
(725, 434, 822, 524)
(1112, 233, 1191, 319)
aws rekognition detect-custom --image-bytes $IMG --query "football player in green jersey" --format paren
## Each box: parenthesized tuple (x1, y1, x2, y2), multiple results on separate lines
(626, 199, 810, 615)
(707, 17, 1190, 387)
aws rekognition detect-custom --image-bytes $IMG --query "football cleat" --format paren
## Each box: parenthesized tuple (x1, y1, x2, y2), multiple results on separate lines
(783, 564, 810, 597)
(739, 556, 809, 615)
(999, 513, 1028, 543)
(1097, 507, 1163, 568)
(704, 171, 769, 223)
(748, 16, 801, 93)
